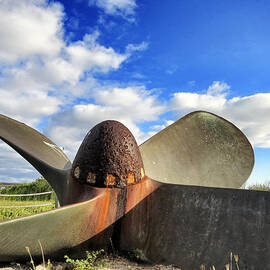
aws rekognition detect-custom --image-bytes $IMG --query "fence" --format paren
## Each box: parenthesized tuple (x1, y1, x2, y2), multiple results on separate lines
(0, 191, 56, 208)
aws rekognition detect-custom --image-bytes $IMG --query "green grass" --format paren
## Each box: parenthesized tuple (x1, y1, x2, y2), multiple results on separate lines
(65, 250, 106, 270)
(0, 178, 54, 201)
(0, 198, 55, 222)
(0, 178, 56, 222)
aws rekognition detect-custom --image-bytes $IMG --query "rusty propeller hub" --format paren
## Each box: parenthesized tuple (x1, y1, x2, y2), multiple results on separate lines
(71, 120, 145, 188)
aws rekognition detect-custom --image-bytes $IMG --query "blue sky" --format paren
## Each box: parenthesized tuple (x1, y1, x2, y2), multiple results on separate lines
(0, 0, 269, 186)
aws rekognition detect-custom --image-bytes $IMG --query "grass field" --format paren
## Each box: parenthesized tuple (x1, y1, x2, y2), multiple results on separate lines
(0, 199, 54, 222)
(0, 198, 55, 222)
(0, 178, 55, 222)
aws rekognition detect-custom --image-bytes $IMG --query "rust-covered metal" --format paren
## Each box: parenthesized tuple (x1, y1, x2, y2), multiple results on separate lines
(71, 120, 144, 188)
(0, 177, 160, 261)
(0, 112, 260, 269)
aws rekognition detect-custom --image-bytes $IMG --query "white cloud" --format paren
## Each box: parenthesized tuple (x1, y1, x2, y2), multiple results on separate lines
(172, 92, 227, 112)
(89, 0, 136, 21)
(224, 94, 270, 147)
(0, 0, 137, 126)
(171, 81, 270, 148)
(24, 31, 128, 89)
(0, 143, 40, 183)
(45, 86, 166, 160)
(126, 42, 149, 54)
(32, 58, 81, 86)
(0, 0, 64, 64)
(0, 88, 62, 126)
(0, 0, 148, 183)
(93, 86, 164, 121)
(206, 81, 230, 96)
(67, 32, 127, 73)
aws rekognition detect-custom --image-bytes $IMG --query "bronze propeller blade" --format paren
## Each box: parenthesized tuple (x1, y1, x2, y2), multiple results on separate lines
(0, 111, 263, 270)
(140, 111, 254, 188)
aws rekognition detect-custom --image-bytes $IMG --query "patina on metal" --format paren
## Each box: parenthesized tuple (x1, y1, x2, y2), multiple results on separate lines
(0, 111, 263, 270)
(140, 111, 254, 188)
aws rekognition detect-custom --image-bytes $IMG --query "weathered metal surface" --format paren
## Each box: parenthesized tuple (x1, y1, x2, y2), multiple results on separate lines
(71, 120, 144, 188)
(0, 112, 258, 268)
(120, 180, 270, 270)
(140, 111, 254, 188)
(0, 177, 159, 262)
(0, 187, 111, 261)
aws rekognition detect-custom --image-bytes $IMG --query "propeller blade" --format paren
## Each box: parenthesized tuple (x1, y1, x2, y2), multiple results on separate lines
(0, 177, 159, 262)
(120, 179, 270, 269)
(0, 188, 112, 262)
(0, 114, 72, 203)
(139, 111, 254, 188)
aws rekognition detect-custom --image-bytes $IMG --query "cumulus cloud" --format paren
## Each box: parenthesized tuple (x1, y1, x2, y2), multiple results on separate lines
(0, 143, 40, 183)
(171, 81, 270, 148)
(171, 81, 230, 112)
(0, 1, 139, 126)
(0, 0, 64, 64)
(0, 0, 148, 182)
(172, 92, 226, 112)
(206, 81, 230, 96)
(0, 88, 62, 126)
(89, 0, 136, 21)
(45, 86, 166, 160)
(67, 32, 128, 73)
(93, 86, 163, 121)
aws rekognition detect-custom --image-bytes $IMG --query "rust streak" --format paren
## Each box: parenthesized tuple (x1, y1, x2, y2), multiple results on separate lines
(97, 188, 111, 233)
(127, 172, 135, 184)
(125, 177, 161, 214)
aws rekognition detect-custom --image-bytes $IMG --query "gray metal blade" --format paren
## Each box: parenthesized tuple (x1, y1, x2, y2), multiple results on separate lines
(139, 111, 254, 188)
(0, 187, 117, 262)
(0, 114, 72, 204)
